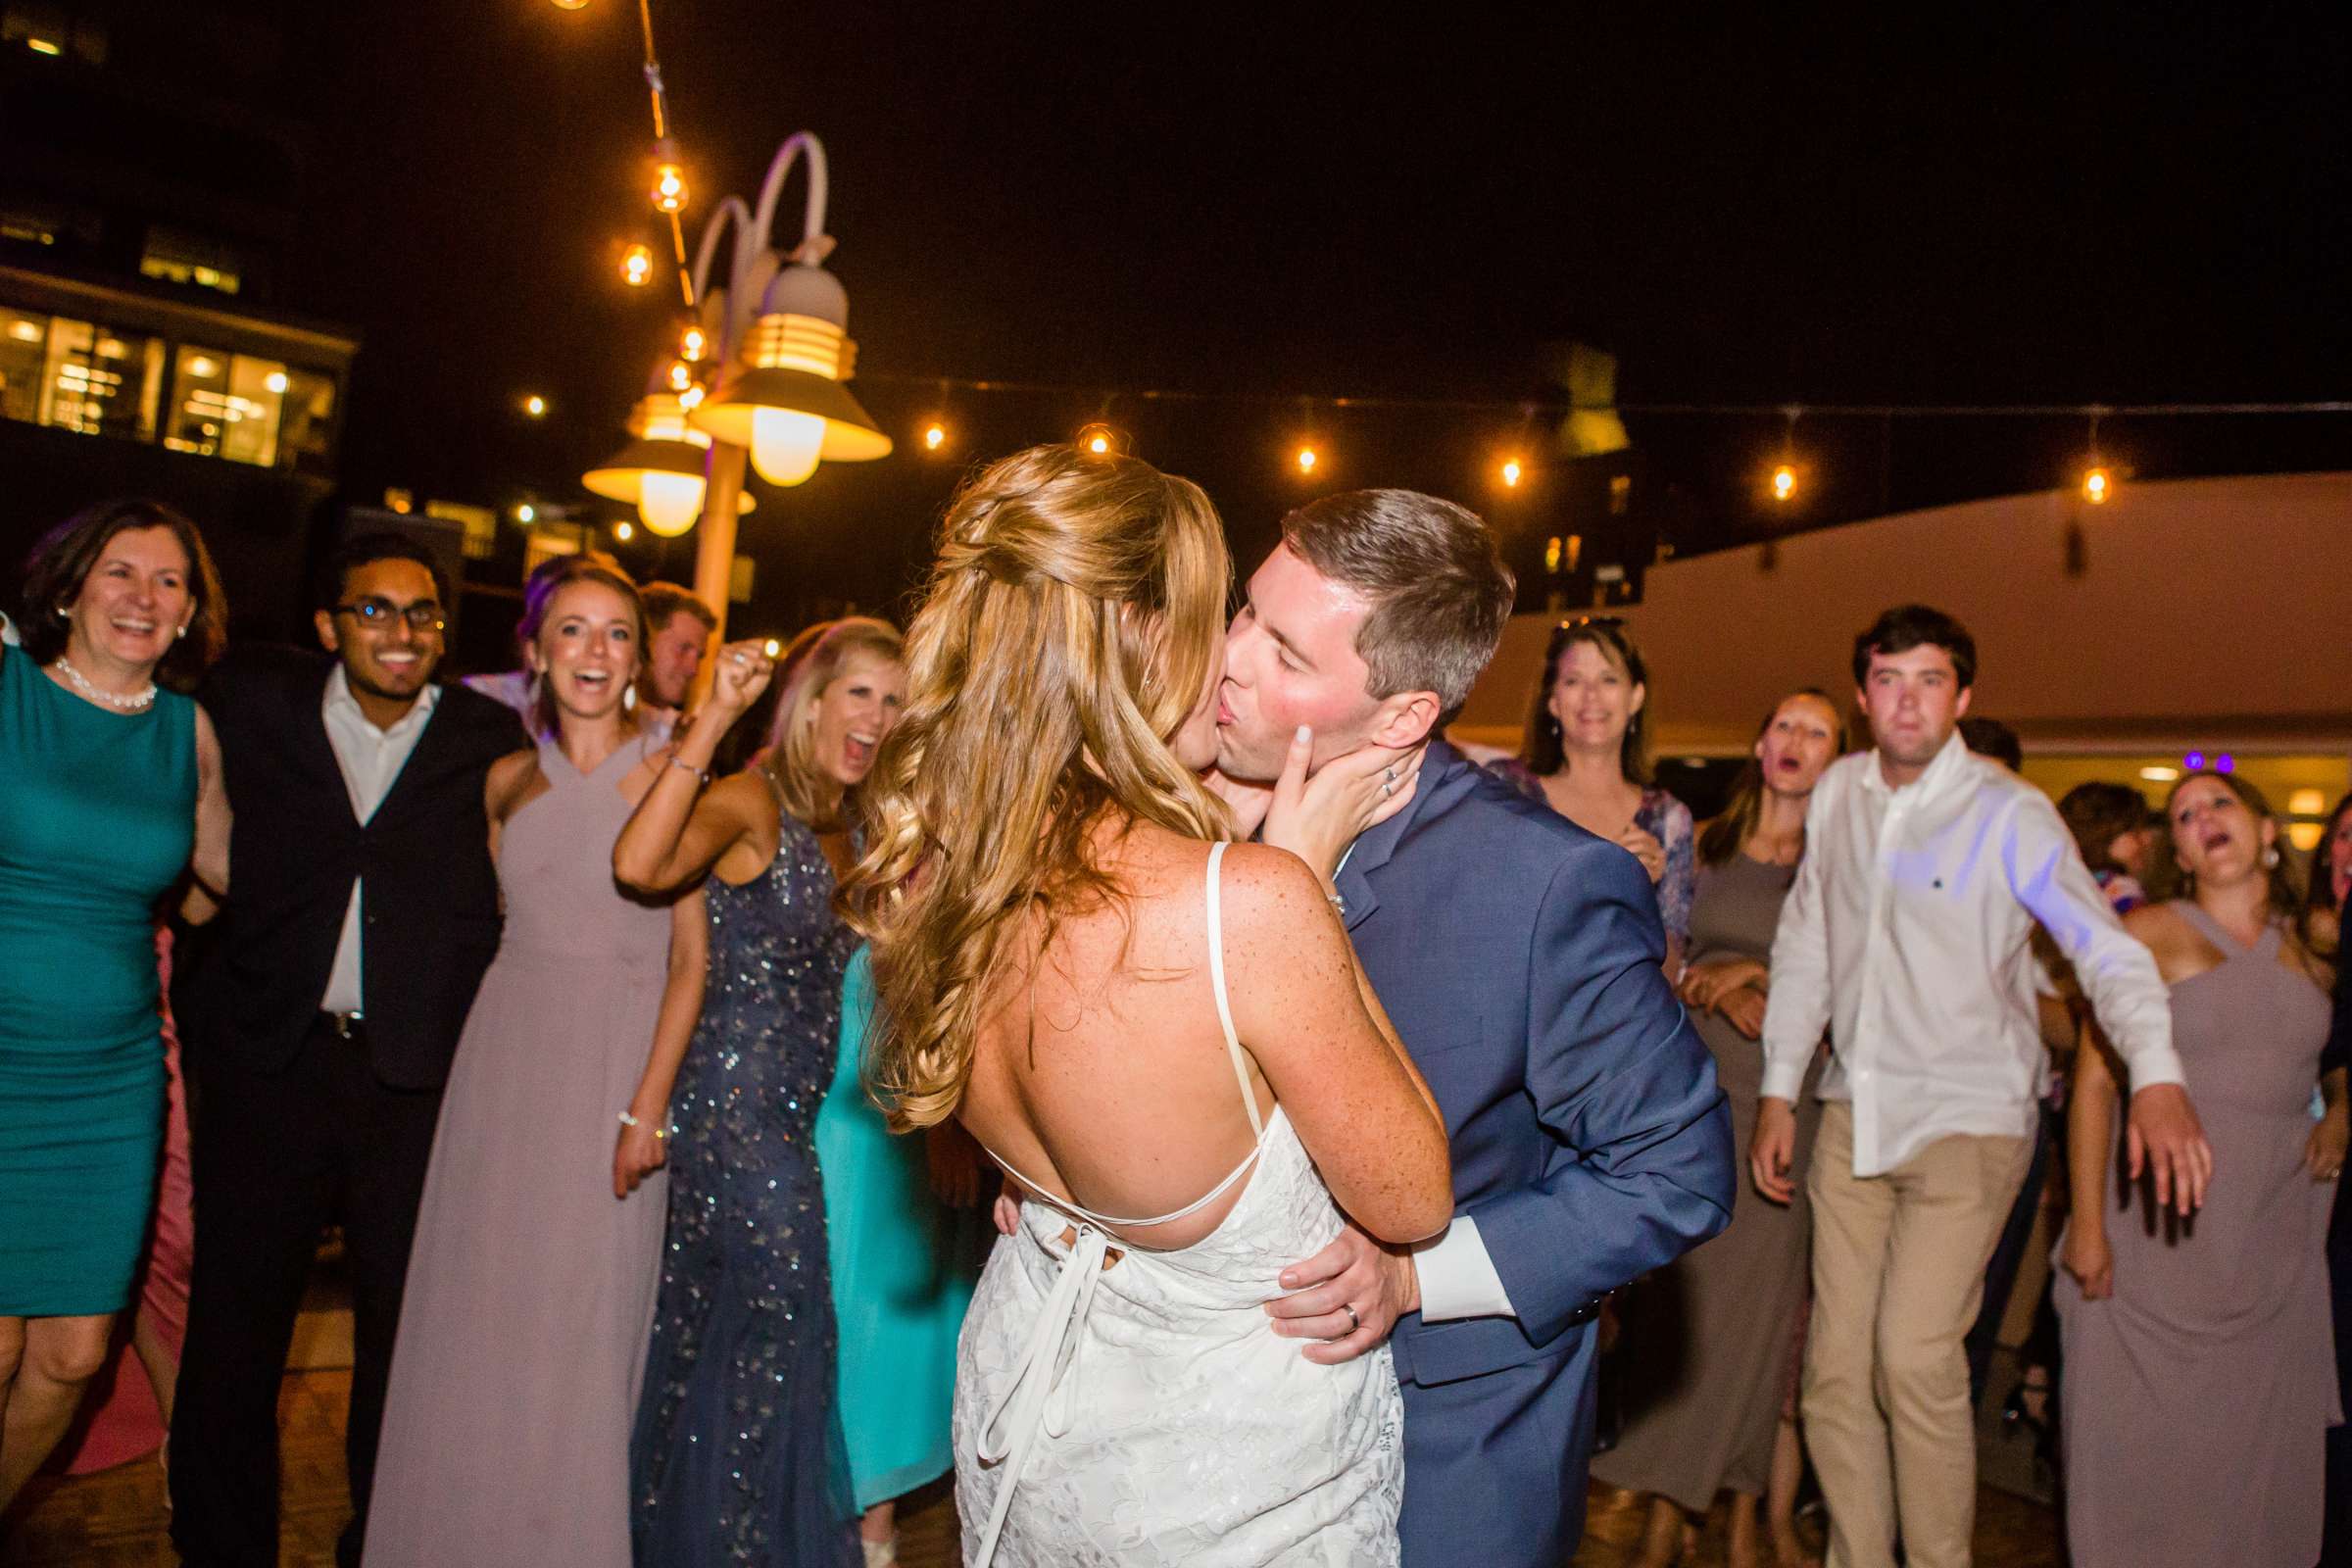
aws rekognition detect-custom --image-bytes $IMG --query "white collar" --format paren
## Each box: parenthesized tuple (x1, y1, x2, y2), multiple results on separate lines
(324, 662, 440, 736)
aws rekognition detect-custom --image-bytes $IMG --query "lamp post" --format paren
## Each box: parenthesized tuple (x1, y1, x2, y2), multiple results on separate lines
(583, 131, 891, 644)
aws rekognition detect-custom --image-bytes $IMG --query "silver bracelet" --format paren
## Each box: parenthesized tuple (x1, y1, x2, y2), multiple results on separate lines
(619, 1110, 669, 1141)
(667, 754, 711, 786)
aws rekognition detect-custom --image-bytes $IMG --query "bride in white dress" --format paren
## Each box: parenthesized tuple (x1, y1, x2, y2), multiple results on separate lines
(842, 444, 1454, 1567)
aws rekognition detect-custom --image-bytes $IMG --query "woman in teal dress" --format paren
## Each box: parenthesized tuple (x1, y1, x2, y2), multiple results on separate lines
(0, 500, 228, 1510)
(819, 947, 989, 1568)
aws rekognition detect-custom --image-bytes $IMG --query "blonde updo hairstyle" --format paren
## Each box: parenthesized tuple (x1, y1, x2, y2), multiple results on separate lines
(842, 443, 1233, 1131)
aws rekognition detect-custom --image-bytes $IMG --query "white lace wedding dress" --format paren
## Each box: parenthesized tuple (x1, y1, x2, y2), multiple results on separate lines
(955, 843, 1404, 1567)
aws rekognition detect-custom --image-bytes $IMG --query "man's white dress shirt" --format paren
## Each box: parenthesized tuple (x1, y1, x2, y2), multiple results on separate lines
(1760, 731, 2182, 1178)
(318, 667, 439, 1015)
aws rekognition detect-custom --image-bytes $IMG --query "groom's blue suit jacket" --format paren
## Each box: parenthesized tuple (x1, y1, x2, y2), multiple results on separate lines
(1339, 739, 1735, 1564)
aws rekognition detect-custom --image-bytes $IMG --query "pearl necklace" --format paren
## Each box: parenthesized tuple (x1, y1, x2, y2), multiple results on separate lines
(53, 655, 157, 711)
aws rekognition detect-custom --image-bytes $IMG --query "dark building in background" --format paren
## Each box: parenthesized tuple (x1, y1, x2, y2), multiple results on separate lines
(0, 0, 354, 641)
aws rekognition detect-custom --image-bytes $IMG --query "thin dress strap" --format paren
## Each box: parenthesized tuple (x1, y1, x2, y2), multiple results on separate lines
(965, 841, 1281, 1568)
(1205, 841, 1266, 1139)
(2174, 898, 2262, 956)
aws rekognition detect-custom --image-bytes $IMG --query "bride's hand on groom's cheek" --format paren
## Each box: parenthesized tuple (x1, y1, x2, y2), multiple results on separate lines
(1264, 1221, 1417, 1365)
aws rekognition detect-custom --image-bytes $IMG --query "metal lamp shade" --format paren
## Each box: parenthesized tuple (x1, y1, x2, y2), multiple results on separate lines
(691, 366, 895, 463)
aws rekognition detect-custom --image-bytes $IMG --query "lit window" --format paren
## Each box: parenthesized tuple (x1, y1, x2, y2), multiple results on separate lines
(0, 309, 46, 423)
(37, 317, 162, 441)
(141, 228, 245, 296)
(165, 346, 294, 466)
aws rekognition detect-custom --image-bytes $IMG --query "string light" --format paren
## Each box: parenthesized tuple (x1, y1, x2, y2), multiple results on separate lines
(922, 422, 947, 451)
(2082, 466, 2112, 504)
(1771, 464, 1797, 502)
(514, 503, 537, 524)
(620, 244, 654, 287)
(1499, 458, 1524, 488)
(523, 394, 548, 417)
(614, 520, 635, 542)
(679, 324, 708, 363)
(652, 147, 688, 214)
(1296, 446, 1318, 474)
(666, 359, 694, 393)
(1076, 422, 1119, 456)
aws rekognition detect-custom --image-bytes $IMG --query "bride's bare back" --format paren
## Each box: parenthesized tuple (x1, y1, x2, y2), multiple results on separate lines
(957, 818, 1451, 1253)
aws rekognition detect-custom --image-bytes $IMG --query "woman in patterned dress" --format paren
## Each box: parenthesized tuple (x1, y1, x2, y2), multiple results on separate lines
(612, 617, 904, 1567)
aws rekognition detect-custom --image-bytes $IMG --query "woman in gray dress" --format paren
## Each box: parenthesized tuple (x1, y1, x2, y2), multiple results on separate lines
(366, 563, 707, 1567)
(1593, 690, 1843, 1568)
(2057, 771, 2339, 1568)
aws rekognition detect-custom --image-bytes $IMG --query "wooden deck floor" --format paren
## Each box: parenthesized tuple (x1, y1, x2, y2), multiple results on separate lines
(3, 1367, 2065, 1567)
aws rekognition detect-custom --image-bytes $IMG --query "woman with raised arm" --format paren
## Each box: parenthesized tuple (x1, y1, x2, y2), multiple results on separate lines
(2056, 771, 2339, 1568)
(838, 443, 1453, 1568)
(364, 561, 704, 1568)
(0, 499, 228, 1512)
(1597, 689, 1844, 1568)
(612, 614, 906, 1568)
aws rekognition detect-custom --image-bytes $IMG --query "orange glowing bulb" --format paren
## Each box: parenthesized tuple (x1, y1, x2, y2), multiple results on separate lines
(620, 244, 654, 287)
(1771, 464, 1797, 502)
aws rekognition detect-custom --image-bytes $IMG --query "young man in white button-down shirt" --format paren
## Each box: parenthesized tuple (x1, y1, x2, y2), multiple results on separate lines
(1750, 605, 2211, 1568)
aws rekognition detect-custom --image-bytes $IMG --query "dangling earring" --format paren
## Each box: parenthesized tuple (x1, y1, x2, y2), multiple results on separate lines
(2263, 845, 2280, 869)
(174, 623, 188, 641)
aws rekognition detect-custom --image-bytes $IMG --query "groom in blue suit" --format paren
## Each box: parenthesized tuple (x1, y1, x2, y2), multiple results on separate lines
(1214, 489, 1736, 1566)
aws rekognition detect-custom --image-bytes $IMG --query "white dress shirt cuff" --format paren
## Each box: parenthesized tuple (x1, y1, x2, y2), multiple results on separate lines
(2117, 1044, 2187, 1093)
(1410, 1214, 1516, 1322)
(1759, 1058, 1808, 1103)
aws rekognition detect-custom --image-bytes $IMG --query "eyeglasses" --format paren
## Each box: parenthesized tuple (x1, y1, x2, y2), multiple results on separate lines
(335, 598, 446, 632)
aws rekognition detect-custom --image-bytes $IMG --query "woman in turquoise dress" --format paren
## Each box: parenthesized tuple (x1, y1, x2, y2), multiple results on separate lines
(0, 500, 228, 1510)
(820, 947, 988, 1567)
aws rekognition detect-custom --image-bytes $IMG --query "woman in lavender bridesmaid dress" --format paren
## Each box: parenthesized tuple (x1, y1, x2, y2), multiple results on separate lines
(365, 564, 706, 1568)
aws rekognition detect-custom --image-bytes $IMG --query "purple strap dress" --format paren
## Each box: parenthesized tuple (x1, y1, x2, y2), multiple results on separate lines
(2055, 903, 2339, 1568)
(365, 736, 671, 1567)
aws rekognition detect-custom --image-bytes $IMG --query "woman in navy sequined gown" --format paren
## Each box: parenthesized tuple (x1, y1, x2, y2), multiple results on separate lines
(613, 617, 906, 1567)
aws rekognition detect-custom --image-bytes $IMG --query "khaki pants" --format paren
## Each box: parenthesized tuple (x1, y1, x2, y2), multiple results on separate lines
(1802, 1102, 2032, 1568)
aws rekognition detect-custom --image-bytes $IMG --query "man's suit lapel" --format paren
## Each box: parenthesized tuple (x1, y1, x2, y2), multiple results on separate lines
(371, 690, 461, 825)
(289, 662, 355, 818)
(1336, 736, 1472, 931)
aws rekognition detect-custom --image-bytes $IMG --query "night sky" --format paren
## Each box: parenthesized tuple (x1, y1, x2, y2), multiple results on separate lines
(267, 3, 2352, 628)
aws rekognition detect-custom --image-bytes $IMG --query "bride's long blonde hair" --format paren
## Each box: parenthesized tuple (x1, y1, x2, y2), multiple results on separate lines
(841, 443, 1232, 1131)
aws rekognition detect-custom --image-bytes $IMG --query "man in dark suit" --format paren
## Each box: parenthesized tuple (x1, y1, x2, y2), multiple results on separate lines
(1213, 490, 1736, 1567)
(170, 533, 526, 1567)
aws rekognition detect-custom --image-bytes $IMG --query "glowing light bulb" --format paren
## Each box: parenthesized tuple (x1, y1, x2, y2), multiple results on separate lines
(763, 639, 781, 658)
(1297, 447, 1318, 473)
(514, 503, 537, 524)
(1771, 464, 1797, 502)
(923, 423, 946, 451)
(2082, 466, 2112, 504)
(653, 163, 688, 214)
(1500, 459, 1524, 488)
(1076, 422, 1118, 457)
(523, 394, 548, 417)
(666, 360, 693, 393)
(680, 325, 707, 363)
(264, 369, 290, 395)
(613, 520, 635, 543)
(621, 244, 654, 287)
(677, 384, 706, 412)
(1089, 435, 1110, 454)
(639, 473, 704, 536)
(751, 407, 826, 485)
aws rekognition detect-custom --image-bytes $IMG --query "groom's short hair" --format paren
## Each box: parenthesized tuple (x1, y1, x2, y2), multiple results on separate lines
(1280, 489, 1515, 723)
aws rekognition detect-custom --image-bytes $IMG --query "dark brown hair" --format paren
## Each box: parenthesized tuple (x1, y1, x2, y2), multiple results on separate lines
(640, 580, 716, 637)
(2298, 790, 2352, 931)
(1519, 615, 1651, 784)
(1696, 690, 1848, 867)
(18, 498, 226, 693)
(1851, 603, 1977, 690)
(1278, 489, 1514, 726)
(2058, 781, 2156, 878)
